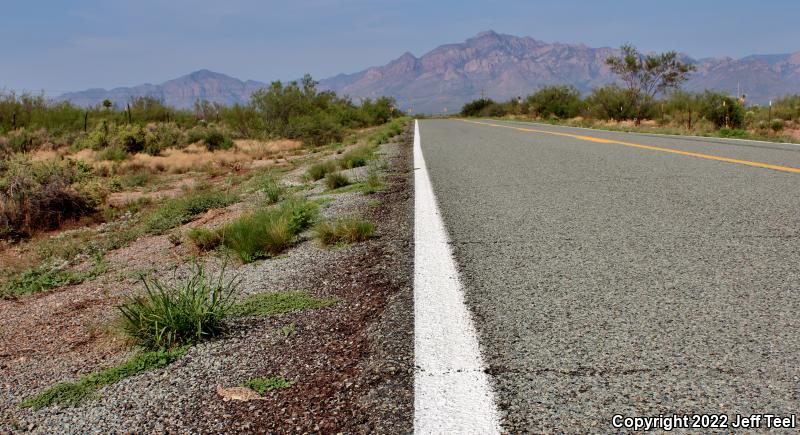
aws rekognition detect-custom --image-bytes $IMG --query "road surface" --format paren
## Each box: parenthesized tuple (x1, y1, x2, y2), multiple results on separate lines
(416, 119, 800, 432)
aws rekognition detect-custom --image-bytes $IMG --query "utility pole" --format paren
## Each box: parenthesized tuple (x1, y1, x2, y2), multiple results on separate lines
(480, 88, 486, 100)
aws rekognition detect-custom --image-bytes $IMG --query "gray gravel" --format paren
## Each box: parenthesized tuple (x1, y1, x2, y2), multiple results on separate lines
(419, 119, 800, 433)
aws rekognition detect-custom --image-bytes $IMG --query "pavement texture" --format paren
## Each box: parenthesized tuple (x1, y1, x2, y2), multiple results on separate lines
(418, 119, 800, 433)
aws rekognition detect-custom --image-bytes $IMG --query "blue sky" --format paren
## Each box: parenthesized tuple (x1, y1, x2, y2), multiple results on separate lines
(2, 0, 799, 94)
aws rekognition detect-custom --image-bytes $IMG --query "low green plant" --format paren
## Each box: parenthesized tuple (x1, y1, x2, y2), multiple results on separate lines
(305, 161, 336, 181)
(324, 172, 350, 190)
(248, 172, 285, 204)
(337, 146, 373, 169)
(2, 260, 108, 299)
(363, 171, 382, 194)
(142, 189, 237, 235)
(770, 119, 785, 132)
(20, 347, 187, 409)
(118, 262, 239, 350)
(717, 128, 749, 138)
(241, 376, 293, 395)
(186, 227, 222, 251)
(220, 198, 317, 263)
(230, 291, 336, 316)
(314, 217, 375, 247)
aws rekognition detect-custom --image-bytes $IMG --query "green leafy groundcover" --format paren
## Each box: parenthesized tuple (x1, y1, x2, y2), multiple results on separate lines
(230, 291, 337, 317)
(21, 347, 187, 409)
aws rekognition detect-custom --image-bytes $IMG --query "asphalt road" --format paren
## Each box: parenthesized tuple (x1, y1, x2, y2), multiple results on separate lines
(417, 119, 800, 433)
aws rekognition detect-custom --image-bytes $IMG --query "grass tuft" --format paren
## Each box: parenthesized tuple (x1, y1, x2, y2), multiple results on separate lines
(142, 189, 237, 235)
(337, 145, 373, 169)
(305, 161, 336, 181)
(20, 347, 187, 409)
(220, 198, 317, 263)
(314, 217, 375, 247)
(186, 227, 222, 252)
(324, 172, 350, 190)
(118, 261, 238, 350)
(230, 291, 336, 317)
(241, 377, 293, 395)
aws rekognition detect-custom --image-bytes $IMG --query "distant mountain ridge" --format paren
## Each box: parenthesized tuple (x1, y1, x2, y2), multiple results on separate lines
(59, 69, 267, 109)
(58, 31, 800, 113)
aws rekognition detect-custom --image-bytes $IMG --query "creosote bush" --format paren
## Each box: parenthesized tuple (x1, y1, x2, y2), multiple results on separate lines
(306, 161, 336, 181)
(118, 261, 239, 350)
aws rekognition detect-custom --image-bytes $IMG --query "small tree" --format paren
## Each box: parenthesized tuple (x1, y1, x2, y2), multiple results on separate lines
(605, 44, 695, 125)
(102, 99, 113, 110)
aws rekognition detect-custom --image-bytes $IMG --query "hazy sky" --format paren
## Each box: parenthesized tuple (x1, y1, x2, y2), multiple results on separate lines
(2, 0, 799, 94)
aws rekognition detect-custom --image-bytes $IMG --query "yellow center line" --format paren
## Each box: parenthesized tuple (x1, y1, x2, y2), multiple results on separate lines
(460, 119, 800, 174)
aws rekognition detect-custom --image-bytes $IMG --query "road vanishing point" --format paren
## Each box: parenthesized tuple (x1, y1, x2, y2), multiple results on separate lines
(414, 119, 800, 433)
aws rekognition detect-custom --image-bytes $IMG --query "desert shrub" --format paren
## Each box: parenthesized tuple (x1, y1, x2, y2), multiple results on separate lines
(461, 99, 497, 117)
(118, 262, 238, 350)
(306, 161, 337, 181)
(98, 145, 129, 162)
(586, 85, 637, 120)
(697, 91, 744, 128)
(142, 189, 237, 235)
(73, 122, 112, 150)
(324, 172, 350, 190)
(314, 217, 374, 246)
(770, 119, 785, 132)
(220, 198, 317, 262)
(114, 124, 147, 153)
(186, 227, 221, 251)
(6, 128, 49, 153)
(526, 86, 584, 119)
(286, 111, 344, 146)
(120, 170, 152, 188)
(0, 157, 95, 239)
(187, 125, 233, 151)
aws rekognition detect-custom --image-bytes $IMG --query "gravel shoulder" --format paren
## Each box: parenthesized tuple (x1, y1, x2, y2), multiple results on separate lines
(0, 128, 414, 433)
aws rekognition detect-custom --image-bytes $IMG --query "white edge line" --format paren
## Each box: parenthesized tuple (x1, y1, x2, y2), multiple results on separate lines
(413, 119, 502, 434)
(491, 118, 800, 147)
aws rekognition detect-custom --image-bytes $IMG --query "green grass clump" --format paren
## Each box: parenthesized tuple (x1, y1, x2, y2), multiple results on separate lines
(20, 347, 187, 409)
(248, 172, 286, 204)
(363, 171, 382, 194)
(220, 198, 317, 263)
(315, 217, 375, 247)
(305, 161, 336, 181)
(241, 376, 293, 395)
(2, 261, 108, 299)
(337, 145, 373, 169)
(324, 172, 350, 190)
(142, 189, 237, 235)
(717, 128, 749, 138)
(186, 227, 222, 251)
(230, 291, 337, 317)
(118, 262, 238, 350)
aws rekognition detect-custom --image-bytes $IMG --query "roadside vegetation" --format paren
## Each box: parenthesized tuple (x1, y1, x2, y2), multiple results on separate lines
(2, 76, 408, 417)
(315, 217, 375, 247)
(460, 44, 800, 143)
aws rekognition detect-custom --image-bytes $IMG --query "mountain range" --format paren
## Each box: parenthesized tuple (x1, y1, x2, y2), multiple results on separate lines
(58, 31, 800, 114)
